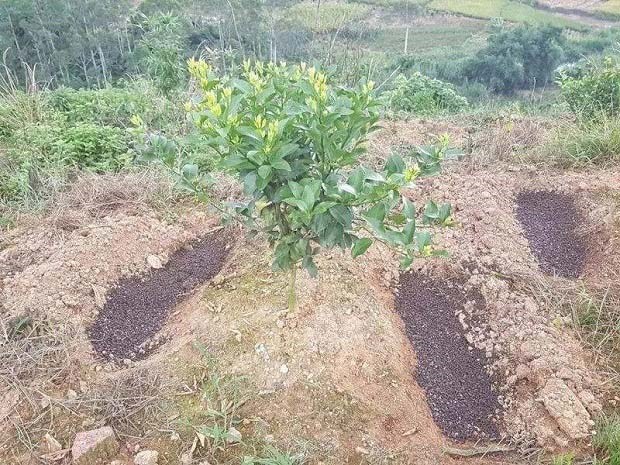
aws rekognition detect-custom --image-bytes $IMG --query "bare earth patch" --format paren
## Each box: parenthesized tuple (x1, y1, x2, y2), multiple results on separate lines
(2, 155, 620, 462)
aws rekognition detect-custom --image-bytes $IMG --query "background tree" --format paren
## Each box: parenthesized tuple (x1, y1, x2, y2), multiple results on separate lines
(464, 24, 566, 94)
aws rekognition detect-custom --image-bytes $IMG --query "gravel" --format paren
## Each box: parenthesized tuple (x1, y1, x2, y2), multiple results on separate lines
(396, 272, 501, 440)
(88, 233, 230, 360)
(516, 190, 586, 278)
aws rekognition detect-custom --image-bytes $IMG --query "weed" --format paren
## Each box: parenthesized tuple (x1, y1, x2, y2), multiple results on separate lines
(546, 115, 620, 166)
(594, 415, 620, 463)
(176, 342, 251, 460)
(243, 446, 306, 464)
(386, 73, 468, 115)
(552, 452, 575, 465)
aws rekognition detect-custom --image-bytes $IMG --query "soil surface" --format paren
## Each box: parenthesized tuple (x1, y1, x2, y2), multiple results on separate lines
(516, 191, 586, 278)
(396, 272, 501, 440)
(88, 232, 230, 360)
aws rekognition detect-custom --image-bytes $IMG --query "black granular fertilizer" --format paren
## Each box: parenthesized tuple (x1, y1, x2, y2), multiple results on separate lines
(516, 190, 586, 278)
(88, 233, 230, 361)
(396, 273, 501, 440)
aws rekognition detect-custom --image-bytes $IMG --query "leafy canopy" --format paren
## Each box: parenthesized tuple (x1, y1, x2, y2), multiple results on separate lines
(172, 59, 451, 275)
(464, 25, 565, 94)
(387, 73, 468, 116)
(558, 57, 620, 120)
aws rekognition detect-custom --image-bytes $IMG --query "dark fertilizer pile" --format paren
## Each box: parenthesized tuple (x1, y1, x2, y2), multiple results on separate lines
(516, 190, 586, 279)
(88, 233, 230, 361)
(396, 272, 501, 441)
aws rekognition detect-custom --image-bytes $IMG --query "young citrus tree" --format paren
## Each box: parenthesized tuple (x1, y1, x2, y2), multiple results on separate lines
(150, 59, 451, 311)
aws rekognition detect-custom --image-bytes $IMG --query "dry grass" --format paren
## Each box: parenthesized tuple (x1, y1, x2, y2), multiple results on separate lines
(49, 168, 175, 220)
(531, 281, 620, 392)
(0, 315, 78, 454)
(469, 116, 555, 167)
(0, 315, 76, 403)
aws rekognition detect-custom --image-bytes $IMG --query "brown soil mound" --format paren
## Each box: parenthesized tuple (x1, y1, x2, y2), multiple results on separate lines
(88, 233, 230, 361)
(516, 190, 586, 278)
(396, 272, 501, 440)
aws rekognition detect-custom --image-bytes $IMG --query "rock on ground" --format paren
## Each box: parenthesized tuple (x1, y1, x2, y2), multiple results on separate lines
(540, 378, 594, 440)
(134, 450, 159, 465)
(71, 426, 119, 465)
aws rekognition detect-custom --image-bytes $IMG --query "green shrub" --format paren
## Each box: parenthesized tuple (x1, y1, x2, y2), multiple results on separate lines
(145, 59, 451, 312)
(56, 123, 132, 171)
(558, 57, 620, 120)
(49, 86, 153, 127)
(386, 73, 468, 115)
(464, 25, 565, 94)
(547, 115, 620, 165)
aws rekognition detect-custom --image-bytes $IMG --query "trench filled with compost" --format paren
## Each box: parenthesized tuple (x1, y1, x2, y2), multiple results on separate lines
(516, 190, 586, 278)
(396, 272, 501, 440)
(88, 232, 230, 361)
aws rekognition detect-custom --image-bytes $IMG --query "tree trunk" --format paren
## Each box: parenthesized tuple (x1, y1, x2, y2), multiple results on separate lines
(287, 265, 297, 313)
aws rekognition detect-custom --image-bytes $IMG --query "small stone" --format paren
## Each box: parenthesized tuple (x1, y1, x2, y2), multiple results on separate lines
(355, 446, 370, 455)
(146, 255, 163, 269)
(66, 389, 78, 400)
(92, 284, 106, 309)
(42, 433, 62, 453)
(134, 450, 159, 465)
(276, 319, 285, 329)
(227, 426, 242, 443)
(254, 343, 270, 362)
(280, 364, 289, 375)
(71, 426, 119, 465)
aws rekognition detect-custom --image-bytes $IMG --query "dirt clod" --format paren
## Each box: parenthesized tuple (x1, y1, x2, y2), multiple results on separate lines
(396, 272, 501, 440)
(88, 233, 230, 360)
(516, 190, 586, 278)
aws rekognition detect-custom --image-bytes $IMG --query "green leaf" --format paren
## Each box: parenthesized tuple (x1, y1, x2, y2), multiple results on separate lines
(385, 154, 405, 175)
(403, 198, 415, 219)
(236, 126, 263, 142)
(329, 205, 352, 227)
(348, 167, 365, 193)
(365, 202, 386, 223)
(271, 159, 291, 171)
(302, 255, 318, 277)
(400, 255, 413, 269)
(302, 184, 315, 210)
(351, 238, 372, 258)
(289, 181, 303, 199)
(257, 165, 272, 179)
(275, 143, 299, 159)
(339, 183, 356, 195)
(415, 231, 432, 252)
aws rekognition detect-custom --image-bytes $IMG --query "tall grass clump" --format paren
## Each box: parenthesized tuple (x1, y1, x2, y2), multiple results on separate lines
(547, 57, 620, 166)
(547, 116, 620, 166)
(594, 415, 620, 464)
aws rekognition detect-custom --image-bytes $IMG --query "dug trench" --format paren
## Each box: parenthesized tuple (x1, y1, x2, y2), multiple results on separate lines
(393, 188, 594, 447)
(88, 231, 231, 361)
(515, 190, 587, 279)
(395, 272, 503, 442)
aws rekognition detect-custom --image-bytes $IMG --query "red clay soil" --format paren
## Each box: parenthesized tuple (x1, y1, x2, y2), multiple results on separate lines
(396, 272, 502, 441)
(88, 232, 230, 361)
(515, 190, 586, 279)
